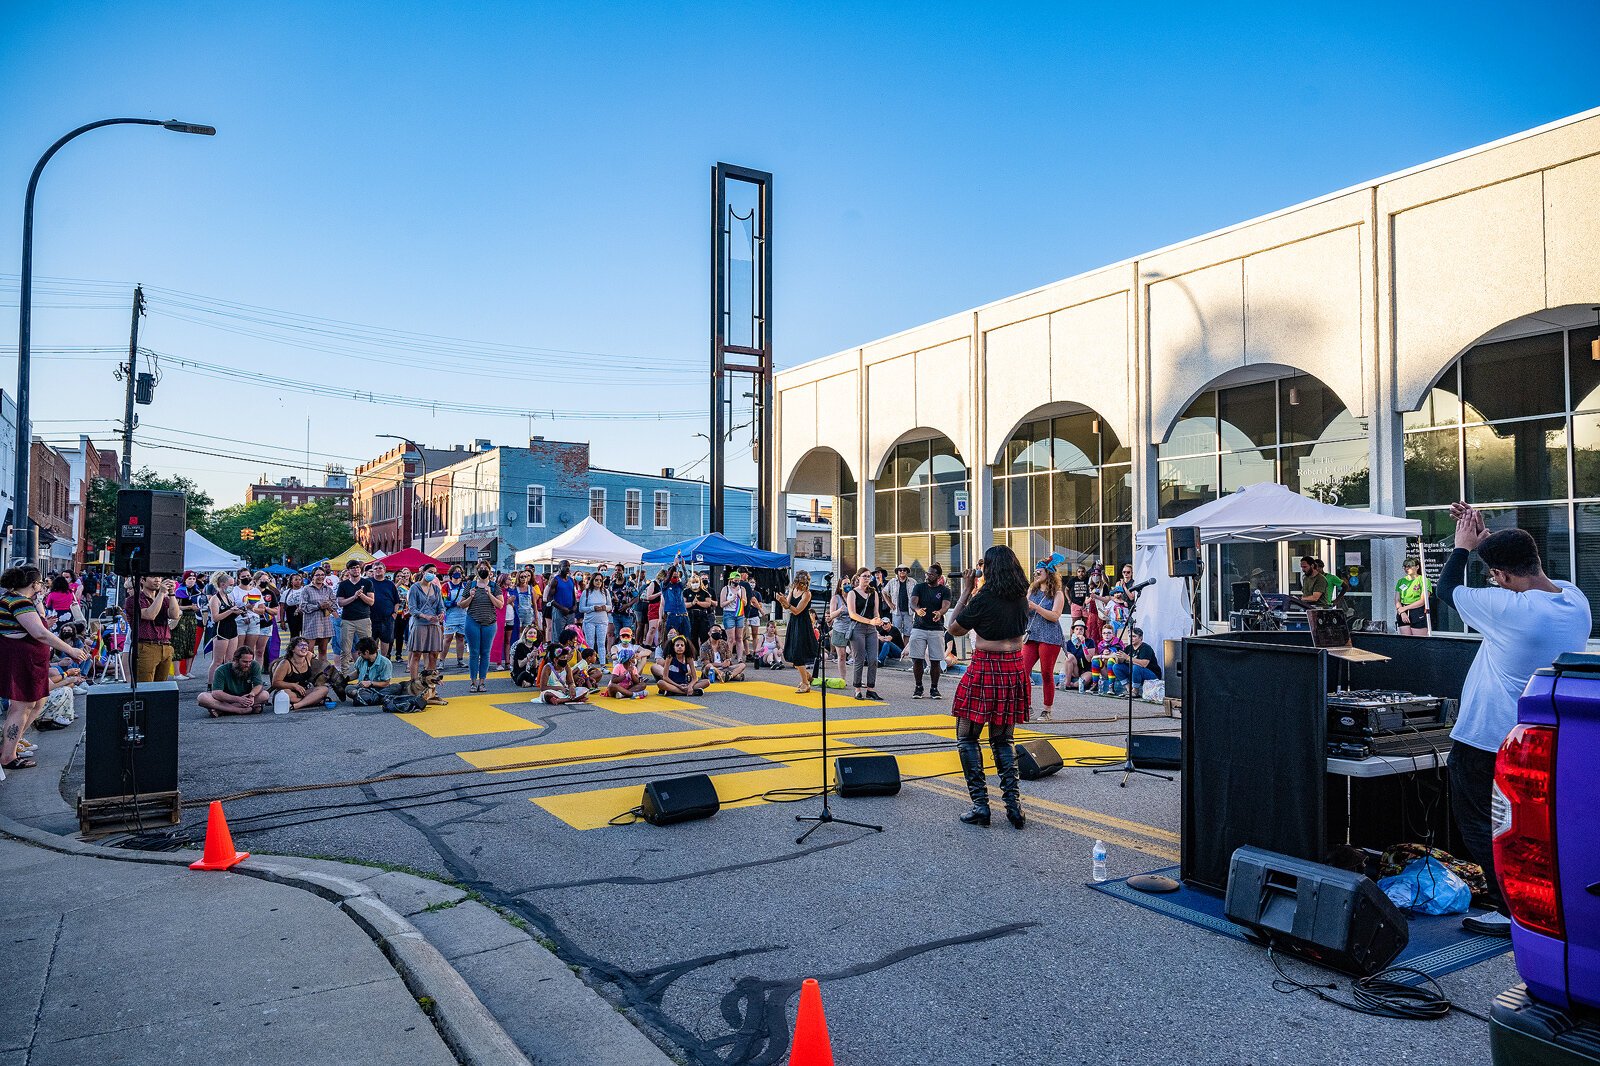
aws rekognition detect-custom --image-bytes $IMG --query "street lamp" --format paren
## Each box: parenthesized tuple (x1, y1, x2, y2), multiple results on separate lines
(376, 434, 429, 554)
(12, 117, 215, 564)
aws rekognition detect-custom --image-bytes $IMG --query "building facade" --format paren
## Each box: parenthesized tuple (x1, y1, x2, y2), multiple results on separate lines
(351, 441, 460, 555)
(29, 439, 73, 566)
(413, 437, 756, 564)
(777, 107, 1600, 637)
(54, 435, 102, 567)
(247, 467, 352, 510)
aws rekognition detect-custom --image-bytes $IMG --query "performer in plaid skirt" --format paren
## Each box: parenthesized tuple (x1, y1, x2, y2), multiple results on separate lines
(946, 544, 1032, 829)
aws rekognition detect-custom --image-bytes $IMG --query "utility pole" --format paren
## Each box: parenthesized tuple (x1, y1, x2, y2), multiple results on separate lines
(120, 284, 144, 486)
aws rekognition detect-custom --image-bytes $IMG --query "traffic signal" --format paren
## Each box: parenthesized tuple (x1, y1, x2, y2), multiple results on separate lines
(240, 527, 256, 540)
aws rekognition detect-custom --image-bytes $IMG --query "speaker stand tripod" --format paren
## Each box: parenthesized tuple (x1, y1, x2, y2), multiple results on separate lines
(796, 631, 883, 844)
(1092, 596, 1172, 788)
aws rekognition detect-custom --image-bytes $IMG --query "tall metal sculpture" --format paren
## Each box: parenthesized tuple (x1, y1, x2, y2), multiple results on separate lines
(709, 163, 773, 549)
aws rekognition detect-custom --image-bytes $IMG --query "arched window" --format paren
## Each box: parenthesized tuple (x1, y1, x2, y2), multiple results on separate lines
(992, 412, 1132, 573)
(872, 435, 967, 574)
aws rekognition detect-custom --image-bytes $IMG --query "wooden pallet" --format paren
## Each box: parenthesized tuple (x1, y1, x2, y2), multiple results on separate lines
(77, 790, 181, 837)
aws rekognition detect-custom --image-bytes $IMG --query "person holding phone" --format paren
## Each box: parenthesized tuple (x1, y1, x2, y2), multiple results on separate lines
(134, 574, 183, 683)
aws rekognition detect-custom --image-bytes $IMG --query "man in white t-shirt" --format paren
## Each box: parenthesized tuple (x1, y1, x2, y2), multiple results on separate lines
(1439, 501, 1591, 936)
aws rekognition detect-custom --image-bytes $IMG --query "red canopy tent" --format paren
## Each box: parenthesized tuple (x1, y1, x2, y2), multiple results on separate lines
(371, 547, 446, 573)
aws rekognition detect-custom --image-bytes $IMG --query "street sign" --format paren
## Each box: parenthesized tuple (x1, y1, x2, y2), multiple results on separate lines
(953, 490, 969, 516)
(475, 547, 492, 563)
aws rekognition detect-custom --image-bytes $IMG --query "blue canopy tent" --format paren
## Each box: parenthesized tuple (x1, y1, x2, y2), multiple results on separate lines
(641, 532, 790, 569)
(262, 563, 297, 576)
(299, 558, 330, 574)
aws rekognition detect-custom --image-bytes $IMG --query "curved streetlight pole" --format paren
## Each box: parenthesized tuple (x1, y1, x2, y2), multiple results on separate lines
(376, 434, 429, 555)
(12, 117, 215, 565)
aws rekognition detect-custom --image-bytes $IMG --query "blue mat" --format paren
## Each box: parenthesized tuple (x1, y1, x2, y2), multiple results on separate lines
(1088, 866, 1510, 978)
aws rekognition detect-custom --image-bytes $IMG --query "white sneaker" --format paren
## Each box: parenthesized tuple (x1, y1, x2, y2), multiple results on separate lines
(273, 691, 291, 715)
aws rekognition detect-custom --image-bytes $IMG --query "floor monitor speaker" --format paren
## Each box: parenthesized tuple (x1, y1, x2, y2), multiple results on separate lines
(1129, 733, 1182, 771)
(1015, 739, 1063, 780)
(835, 754, 901, 797)
(641, 774, 720, 826)
(83, 683, 180, 799)
(1224, 846, 1408, 976)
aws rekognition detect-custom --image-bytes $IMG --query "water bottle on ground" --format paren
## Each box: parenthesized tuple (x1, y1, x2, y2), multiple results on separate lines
(1092, 839, 1108, 882)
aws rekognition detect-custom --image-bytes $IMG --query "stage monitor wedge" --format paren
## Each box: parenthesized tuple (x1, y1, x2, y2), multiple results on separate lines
(835, 755, 901, 797)
(641, 774, 719, 826)
(1016, 739, 1063, 780)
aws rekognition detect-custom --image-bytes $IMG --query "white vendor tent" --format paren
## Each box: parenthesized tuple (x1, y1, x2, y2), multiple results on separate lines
(513, 517, 644, 567)
(184, 528, 248, 573)
(1130, 483, 1423, 656)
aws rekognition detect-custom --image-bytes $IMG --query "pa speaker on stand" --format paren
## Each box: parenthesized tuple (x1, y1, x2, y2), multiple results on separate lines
(1166, 526, 1200, 579)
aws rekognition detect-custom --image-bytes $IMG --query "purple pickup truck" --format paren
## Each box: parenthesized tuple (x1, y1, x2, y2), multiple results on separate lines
(1491, 653, 1600, 1064)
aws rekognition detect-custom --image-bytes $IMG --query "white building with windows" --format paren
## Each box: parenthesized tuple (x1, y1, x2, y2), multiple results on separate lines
(776, 107, 1600, 636)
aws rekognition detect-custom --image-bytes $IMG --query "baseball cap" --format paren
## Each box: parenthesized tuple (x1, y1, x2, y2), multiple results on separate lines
(619, 626, 633, 638)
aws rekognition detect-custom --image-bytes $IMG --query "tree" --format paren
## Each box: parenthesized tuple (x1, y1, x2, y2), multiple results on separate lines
(86, 469, 214, 547)
(256, 501, 353, 567)
(203, 499, 283, 566)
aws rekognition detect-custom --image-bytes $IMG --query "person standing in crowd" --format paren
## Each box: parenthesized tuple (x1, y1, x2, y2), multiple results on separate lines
(1438, 502, 1590, 937)
(685, 573, 714, 652)
(80, 566, 101, 616)
(579, 572, 612, 661)
(546, 560, 578, 640)
(134, 574, 182, 683)
(198, 646, 270, 716)
(507, 570, 532, 650)
(207, 572, 241, 674)
(782, 571, 819, 693)
(368, 562, 398, 658)
(946, 545, 1031, 830)
(1109, 625, 1162, 696)
(845, 569, 882, 700)
(441, 565, 469, 667)
(907, 563, 953, 700)
(298, 567, 337, 661)
(659, 565, 691, 645)
(391, 568, 413, 659)
(282, 571, 306, 641)
(337, 562, 375, 667)
(1394, 557, 1431, 635)
(0, 566, 89, 770)
(639, 569, 662, 647)
(1084, 569, 1107, 644)
(1112, 563, 1140, 603)
(232, 571, 264, 660)
(170, 578, 200, 681)
(1022, 562, 1066, 719)
(885, 564, 915, 642)
(1066, 566, 1089, 625)
(458, 561, 503, 692)
(719, 571, 747, 662)
(609, 568, 635, 650)
(407, 564, 446, 680)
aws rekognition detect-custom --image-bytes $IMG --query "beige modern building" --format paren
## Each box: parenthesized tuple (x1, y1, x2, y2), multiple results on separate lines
(776, 107, 1600, 635)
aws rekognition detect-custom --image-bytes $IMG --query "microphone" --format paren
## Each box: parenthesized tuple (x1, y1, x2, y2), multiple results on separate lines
(1127, 577, 1157, 593)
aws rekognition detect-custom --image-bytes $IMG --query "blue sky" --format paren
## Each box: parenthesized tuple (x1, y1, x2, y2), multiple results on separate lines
(1, 1, 1593, 505)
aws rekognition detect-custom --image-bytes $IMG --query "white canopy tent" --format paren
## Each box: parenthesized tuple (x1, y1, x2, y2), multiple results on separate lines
(513, 517, 645, 567)
(184, 529, 248, 573)
(1130, 483, 1423, 656)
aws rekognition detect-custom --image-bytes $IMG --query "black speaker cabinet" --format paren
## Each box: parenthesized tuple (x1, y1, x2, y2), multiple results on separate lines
(83, 682, 179, 799)
(641, 773, 719, 825)
(1015, 739, 1063, 780)
(1166, 525, 1201, 578)
(114, 489, 187, 576)
(835, 754, 900, 797)
(1224, 846, 1408, 976)
(1231, 581, 1252, 613)
(1129, 733, 1182, 770)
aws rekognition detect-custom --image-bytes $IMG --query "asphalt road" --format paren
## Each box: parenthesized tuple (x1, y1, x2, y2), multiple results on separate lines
(118, 660, 1508, 1065)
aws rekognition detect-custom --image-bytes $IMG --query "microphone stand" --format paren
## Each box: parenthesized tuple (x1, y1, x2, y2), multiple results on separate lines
(1092, 590, 1171, 787)
(796, 612, 883, 844)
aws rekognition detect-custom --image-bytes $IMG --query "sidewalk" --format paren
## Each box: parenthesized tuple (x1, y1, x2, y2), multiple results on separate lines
(0, 833, 455, 1066)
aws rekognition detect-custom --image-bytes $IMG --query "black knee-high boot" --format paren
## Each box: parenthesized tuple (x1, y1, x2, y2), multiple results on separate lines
(993, 740, 1025, 829)
(957, 741, 990, 825)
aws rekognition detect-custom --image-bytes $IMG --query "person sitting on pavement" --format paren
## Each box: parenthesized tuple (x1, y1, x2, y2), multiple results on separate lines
(609, 625, 639, 667)
(754, 621, 782, 669)
(698, 625, 746, 683)
(574, 646, 604, 690)
(652, 634, 710, 696)
(1108, 625, 1162, 696)
(534, 643, 590, 705)
(508, 629, 543, 688)
(604, 646, 649, 699)
(1059, 619, 1091, 692)
(347, 637, 394, 696)
(200, 646, 271, 717)
(876, 619, 904, 668)
(270, 637, 334, 712)
(35, 661, 86, 730)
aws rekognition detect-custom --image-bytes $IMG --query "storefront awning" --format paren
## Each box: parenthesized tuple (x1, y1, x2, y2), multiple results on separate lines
(430, 535, 499, 564)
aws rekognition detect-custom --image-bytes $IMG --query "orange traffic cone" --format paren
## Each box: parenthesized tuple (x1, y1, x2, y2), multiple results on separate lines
(789, 978, 834, 1065)
(189, 800, 249, 871)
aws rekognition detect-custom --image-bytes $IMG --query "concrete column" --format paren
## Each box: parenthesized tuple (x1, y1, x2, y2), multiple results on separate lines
(1369, 187, 1408, 622)
(970, 311, 991, 564)
(858, 349, 873, 571)
(1132, 262, 1160, 532)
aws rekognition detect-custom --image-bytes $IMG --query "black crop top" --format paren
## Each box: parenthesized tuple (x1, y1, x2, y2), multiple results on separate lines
(954, 591, 1028, 640)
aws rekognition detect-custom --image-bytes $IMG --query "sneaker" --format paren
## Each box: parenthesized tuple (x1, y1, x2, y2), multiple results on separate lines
(634, 691, 647, 699)
(1462, 912, 1512, 938)
(929, 687, 942, 700)
(912, 688, 924, 700)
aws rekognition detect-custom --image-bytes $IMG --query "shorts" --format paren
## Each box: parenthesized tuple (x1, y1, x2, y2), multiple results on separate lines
(236, 614, 262, 637)
(904, 628, 943, 662)
(1397, 605, 1427, 628)
(444, 609, 467, 637)
(722, 610, 746, 630)
(371, 615, 395, 642)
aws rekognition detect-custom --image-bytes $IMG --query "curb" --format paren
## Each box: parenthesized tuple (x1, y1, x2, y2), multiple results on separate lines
(0, 812, 531, 1066)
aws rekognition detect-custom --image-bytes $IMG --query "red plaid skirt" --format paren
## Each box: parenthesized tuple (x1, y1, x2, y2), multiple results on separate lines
(951, 648, 1030, 726)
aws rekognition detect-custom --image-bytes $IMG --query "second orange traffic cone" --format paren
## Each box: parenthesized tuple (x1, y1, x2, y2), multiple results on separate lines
(189, 800, 249, 871)
(789, 978, 833, 1065)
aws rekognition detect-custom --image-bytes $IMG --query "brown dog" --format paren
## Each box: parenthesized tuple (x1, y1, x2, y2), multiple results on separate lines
(405, 670, 448, 707)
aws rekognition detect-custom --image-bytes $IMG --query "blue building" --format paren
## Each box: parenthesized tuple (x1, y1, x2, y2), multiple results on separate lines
(413, 437, 754, 565)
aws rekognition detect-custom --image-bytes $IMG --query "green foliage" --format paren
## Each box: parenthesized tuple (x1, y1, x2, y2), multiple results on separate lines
(203, 499, 283, 566)
(85, 469, 213, 547)
(256, 501, 354, 567)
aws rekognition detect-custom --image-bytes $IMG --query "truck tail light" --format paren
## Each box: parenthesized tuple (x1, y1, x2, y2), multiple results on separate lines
(1494, 724, 1563, 938)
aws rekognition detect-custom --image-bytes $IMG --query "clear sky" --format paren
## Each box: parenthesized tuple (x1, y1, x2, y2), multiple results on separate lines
(1, 1, 1593, 506)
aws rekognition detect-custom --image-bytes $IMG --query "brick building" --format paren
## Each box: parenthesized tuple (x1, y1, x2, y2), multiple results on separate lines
(351, 441, 459, 555)
(246, 466, 352, 510)
(29, 439, 73, 566)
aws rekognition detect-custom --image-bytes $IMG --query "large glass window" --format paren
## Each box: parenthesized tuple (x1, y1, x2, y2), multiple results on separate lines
(872, 435, 968, 575)
(835, 460, 858, 576)
(1406, 326, 1599, 637)
(994, 413, 1133, 573)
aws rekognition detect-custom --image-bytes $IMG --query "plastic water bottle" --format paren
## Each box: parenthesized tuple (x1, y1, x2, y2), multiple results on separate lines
(1092, 840, 1108, 882)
